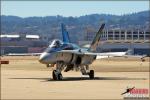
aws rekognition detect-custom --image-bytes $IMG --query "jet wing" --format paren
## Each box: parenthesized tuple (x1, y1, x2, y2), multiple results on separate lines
(82, 52, 122, 59)
(58, 50, 120, 59)
(58, 50, 144, 60)
(59, 50, 116, 57)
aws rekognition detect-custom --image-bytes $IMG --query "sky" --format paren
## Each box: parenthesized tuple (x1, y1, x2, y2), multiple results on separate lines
(1, 1, 149, 18)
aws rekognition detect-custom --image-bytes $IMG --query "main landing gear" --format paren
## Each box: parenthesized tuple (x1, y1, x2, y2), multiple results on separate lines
(51, 62, 95, 80)
(52, 69, 94, 80)
(89, 70, 94, 79)
(80, 65, 95, 79)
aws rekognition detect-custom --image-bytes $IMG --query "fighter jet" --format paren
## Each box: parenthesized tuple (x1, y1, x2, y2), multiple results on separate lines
(39, 23, 124, 80)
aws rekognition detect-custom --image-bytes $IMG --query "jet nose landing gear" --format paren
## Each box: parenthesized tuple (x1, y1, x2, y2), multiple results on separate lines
(52, 70, 63, 80)
(52, 61, 64, 80)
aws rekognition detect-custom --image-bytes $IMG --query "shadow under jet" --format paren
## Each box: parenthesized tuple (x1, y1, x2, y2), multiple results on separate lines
(9, 76, 147, 82)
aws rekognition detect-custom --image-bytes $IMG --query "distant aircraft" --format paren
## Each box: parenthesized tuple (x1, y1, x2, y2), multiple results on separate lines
(38, 23, 137, 80)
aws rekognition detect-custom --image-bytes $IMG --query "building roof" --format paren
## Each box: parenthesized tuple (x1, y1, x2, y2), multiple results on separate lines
(26, 35, 39, 39)
(0, 34, 40, 39)
(0, 35, 20, 38)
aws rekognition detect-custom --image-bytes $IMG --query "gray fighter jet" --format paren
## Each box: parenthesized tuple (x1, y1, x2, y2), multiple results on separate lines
(39, 23, 105, 80)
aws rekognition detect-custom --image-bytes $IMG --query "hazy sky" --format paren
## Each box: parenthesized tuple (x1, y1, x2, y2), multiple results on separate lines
(1, 1, 149, 17)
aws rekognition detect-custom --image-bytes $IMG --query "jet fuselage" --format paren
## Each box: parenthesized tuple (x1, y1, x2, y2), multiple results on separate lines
(39, 39, 96, 65)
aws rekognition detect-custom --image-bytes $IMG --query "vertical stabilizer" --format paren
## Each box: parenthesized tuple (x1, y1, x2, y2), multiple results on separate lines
(88, 23, 105, 52)
(61, 23, 70, 43)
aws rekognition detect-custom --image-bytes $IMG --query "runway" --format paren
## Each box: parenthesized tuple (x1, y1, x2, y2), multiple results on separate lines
(1, 56, 149, 99)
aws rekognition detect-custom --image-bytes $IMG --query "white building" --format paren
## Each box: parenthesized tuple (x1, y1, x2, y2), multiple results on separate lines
(80, 30, 150, 55)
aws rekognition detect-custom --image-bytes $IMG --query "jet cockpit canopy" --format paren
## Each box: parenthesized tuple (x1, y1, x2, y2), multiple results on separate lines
(49, 39, 63, 48)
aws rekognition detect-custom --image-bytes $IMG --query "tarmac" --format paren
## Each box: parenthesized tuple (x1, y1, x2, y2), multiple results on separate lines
(1, 56, 149, 99)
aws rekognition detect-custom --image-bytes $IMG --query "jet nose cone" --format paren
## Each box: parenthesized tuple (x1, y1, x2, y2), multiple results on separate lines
(39, 52, 49, 63)
(39, 57, 44, 63)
